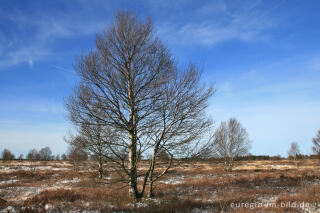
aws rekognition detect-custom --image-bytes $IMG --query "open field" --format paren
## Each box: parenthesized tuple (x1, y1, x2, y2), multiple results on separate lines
(0, 159, 320, 212)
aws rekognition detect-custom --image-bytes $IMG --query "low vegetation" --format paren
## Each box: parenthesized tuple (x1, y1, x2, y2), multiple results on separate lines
(0, 159, 319, 212)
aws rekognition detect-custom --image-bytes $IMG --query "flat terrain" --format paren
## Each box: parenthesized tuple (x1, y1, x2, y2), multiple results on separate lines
(0, 159, 320, 212)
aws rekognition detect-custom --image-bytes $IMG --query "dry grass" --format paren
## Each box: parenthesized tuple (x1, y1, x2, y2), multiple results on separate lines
(0, 159, 319, 212)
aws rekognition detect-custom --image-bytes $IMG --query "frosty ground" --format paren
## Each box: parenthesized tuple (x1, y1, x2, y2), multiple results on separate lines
(0, 159, 319, 212)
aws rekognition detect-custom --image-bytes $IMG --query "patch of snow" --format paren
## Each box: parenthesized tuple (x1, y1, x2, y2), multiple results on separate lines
(60, 177, 79, 184)
(0, 179, 18, 185)
(1, 206, 18, 213)
(4, 186, 42, 201)
(144, 198, 161, 204)
(192, 208, 211, 213)
(36, 166, 53, 170)
(127, 202, 148, 208)
(103, 176, 112, 180)
(0, 164, 71, 173)
(45, 203, 54, 211)
(51, 167, 69, 171)
(47, 177, 79, 189)
(20, 188, 42, 200)
(160, 177, 183, 185)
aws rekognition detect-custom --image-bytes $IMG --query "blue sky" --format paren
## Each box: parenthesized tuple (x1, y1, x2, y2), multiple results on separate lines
(0, 0, 320, 157)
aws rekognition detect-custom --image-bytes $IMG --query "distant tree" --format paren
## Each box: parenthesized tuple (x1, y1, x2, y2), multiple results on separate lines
(39, 147, 52, 161)
(27, 149, 39, 160)
(1, 149, 15, 161)
(66, 136, 88, 170)
(271, 155, 282, 161)
(55, 154, 60, 161)
(72, 121, 115, 179)
(212, 118, 251, 171)
(212, 122, 228, 167)
(18, 154, 24, 160)
(61, 153, 68, 161)
(288, 142, 300, 161)
(312, 129, 320, 159)
(157, 149, 170, 161)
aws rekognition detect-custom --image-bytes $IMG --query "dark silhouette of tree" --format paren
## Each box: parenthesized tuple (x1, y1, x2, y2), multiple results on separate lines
(74, 121, 115, 179)
(27, 149, 40, 160)
(1, 149, 15, 161)
(55, 154, 60, 161)
(61, 153, 68, 161)
(18, 154, 24, 160)
(66, 136, 88, 171)
(39, 146, 52, 161)
(312, 129, 320, 159)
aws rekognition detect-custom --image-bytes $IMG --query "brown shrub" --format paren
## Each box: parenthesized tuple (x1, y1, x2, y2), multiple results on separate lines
(277, 185, 320, 205)
(7, 170, 54, 182)
(137, 200, 206, 213)
(24, 189, 84, 206)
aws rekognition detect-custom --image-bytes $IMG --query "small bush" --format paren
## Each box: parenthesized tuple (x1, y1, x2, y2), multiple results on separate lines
(25, 189, 84, 206)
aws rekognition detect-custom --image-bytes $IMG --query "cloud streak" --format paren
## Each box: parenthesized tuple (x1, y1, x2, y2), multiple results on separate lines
(0, 5, 106, 68)
(157, 1, 281, 46)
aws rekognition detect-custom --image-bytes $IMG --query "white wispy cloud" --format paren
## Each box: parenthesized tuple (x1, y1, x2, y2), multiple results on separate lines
(0, 44, 50, 68)
(52, 65, 75, 75)
(157, 1, 281, 46)
(144, 0, 193, 10)
(0, 6, 106, 69)
(0, 97, 65, 115)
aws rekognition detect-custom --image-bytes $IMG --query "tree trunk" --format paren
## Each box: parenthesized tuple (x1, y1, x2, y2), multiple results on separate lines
(148, 180, 154, 198)
(229, 156, 234, 171)
(73, 160, 77, 171)
(98, 157, 103, 179)
(148, 151, 157, 198)
(128, 129, 139, 199)
(224, 156, 227, 171)
(98, 128, 103, 179)
(127, 61, 140, 199)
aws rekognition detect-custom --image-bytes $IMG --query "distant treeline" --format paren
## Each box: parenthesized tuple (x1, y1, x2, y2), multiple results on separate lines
(234, 154, 318, 161)
(0, 147, 319, 162)
(180, 154, 320, 162)
(0, 147, 70, 161)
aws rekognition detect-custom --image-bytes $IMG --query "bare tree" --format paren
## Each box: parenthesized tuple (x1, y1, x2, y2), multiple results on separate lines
(212, 118, 251, 171)
(75, 120, 115, 179)
(212, 122, 228, 168)
(156, 150, 170, 161)
(145, 66, 213, 197)
(312, 129, 320, 159)
(39, 146, 52, 161)
(288, 142, 300, 161)
(65, 11, 213, 199)
(55, 154, 60, 161)
(18, 154, 24, 160)
(1, 149, 15, 161)
(66, 136, 88, 171)
(27, 149, 40, 160)
(61, 153, 68, 161)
